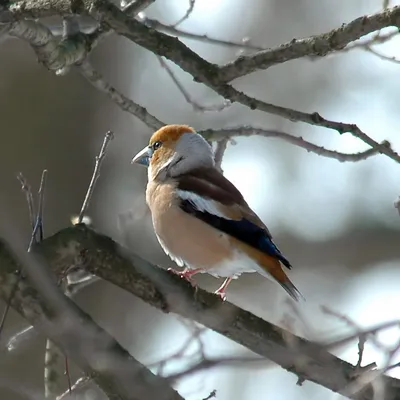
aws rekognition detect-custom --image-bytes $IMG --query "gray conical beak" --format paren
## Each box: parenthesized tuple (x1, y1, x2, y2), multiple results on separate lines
(131, 146, 151, 166)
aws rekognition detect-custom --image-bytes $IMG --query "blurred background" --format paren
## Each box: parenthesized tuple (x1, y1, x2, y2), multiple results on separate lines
(1, 0, 400, 399)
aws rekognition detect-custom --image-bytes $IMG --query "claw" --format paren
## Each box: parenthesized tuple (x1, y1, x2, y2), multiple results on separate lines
(167, 268, 199, 287)
(214, 290, 227, 301)
(214, 277, 233, 301)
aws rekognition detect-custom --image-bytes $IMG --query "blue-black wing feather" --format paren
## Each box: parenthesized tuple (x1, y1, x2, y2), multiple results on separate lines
(180, 199, 292, 269)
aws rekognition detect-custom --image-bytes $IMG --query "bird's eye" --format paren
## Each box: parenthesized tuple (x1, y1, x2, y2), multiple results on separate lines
(152, 141, 162, 151)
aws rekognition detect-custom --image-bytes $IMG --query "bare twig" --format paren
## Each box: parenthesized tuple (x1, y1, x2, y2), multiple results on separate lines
(365, 45, 400, 64)
(56, 376, 90, 400)
(78, 131, 114, 224)
(0, 170, 46, 341)
(202, 390, 217, 400)
(28, 169, 47, 251)
(216, 6, 400, 82)
(4, 325, 36, 352)
(78, 60, 163, 130)
(157, 56, 231, 112)
(64, 355, 72, 395)
(172, 0, 195, 27)
(394, 196, 400, 215)
(123, 0, 156, 16)
(143, 17, 265, 51)
(201, 127, 391, 162)
(166, 355, 266, 382)
(16, 173, 36, 231)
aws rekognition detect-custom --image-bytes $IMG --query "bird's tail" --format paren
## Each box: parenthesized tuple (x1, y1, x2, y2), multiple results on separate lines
(254, 251, 304, 302)
(279, 277, 304, 302)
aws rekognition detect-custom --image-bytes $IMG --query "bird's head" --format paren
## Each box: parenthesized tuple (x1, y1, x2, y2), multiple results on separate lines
(131, 124, 214, 181)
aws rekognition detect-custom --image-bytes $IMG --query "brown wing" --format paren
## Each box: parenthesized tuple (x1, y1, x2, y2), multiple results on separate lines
(177, 166, 273, 237)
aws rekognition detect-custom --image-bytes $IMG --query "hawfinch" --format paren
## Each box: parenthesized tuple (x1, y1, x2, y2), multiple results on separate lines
(131, 125, 302, 301)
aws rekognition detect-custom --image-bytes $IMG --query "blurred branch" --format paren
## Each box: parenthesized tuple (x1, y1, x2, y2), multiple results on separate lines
(143, 17, 265, 51)
(0, 224, 397, 400)
(78, 60, 163, 130)
(201, 127, 391, 162)
(157, 56, 231, 112)
(56, 376, 90, 400)
(172, 0, 195, 27)
(394, 196, 400, 215)
(0, 238, 184, 400)
(44, 339, 64, 399)
(213, 138, 228, 172)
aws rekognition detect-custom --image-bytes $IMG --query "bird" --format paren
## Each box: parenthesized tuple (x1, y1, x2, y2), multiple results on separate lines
(131, 124, 303, 301)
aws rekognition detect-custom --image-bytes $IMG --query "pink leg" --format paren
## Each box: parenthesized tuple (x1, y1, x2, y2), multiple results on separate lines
(214, 277, 233, 301)
(167, 267, 203, 286)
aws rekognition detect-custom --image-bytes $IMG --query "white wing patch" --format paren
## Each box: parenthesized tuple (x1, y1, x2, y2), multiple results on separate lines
(177, 190, 232, 219)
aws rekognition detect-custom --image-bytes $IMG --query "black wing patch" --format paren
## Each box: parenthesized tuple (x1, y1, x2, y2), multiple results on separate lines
(180, 199, 292, 269)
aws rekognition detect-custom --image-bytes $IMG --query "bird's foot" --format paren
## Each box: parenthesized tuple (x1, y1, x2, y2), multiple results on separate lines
(214, 289, 227, 301)
(214, 277, 232, 301)
(167, 268, 197, 287)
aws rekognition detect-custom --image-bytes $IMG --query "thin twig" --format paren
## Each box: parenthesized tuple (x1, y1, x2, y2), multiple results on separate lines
(157, 56, 231, 112)
(172, 0, 195, 27)
(78, 60, 163, 130)
(123, 0, 156, 16)
(143, 17, 265, 51)
(28, 169, 47, 252)
(56, 376, 90, 400)
(202, 390, 217, 400)
(78, 130, 114, 224)
(394, 196, 400, 216)
(200, 127, 391, 162)
(16, 173, 36, 231)
(365, 45, 400, 64)
(64, 355, 72, 394)
(0, 171, 45, 341)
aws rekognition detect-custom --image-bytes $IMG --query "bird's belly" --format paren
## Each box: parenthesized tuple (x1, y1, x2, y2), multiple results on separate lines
(156, 230, 260, 278)
(205, 248, 261, 278)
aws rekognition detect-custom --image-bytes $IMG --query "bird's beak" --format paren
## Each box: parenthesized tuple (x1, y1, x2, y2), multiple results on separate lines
(131, 146, 151, 166)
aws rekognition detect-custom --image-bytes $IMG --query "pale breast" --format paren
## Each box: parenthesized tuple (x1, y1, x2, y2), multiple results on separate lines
(146, 181, 237, 273)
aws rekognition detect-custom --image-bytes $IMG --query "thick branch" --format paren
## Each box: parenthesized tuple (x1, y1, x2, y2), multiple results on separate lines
(1, 224, 397, 400)
(0, 238, 183, 400)
(5, 19, 89, 71)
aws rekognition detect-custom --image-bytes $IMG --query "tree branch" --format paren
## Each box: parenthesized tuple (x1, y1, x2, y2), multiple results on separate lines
(78, 59, 163, 130)
(88, 2, 400, 163)
(1, 224, 398, 400)
(217, 6, 400, 82)
(200, 127, 392, 162)
(0, 236, 183, 400)
(1, 1, 399, 163)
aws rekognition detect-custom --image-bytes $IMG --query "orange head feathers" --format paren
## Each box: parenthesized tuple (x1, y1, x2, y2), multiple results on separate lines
(131, 124, 214, 181)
